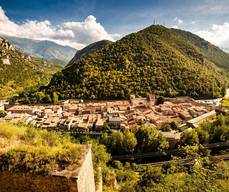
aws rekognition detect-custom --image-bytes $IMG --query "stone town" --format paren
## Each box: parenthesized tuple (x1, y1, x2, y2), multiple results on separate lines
(1, 95, 215, 135)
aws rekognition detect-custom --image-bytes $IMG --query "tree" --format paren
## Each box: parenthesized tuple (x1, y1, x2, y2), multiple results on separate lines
(211, 125, 229, 142)
(160, 123, 172, 131)
(102, 122, 111, 132)
(52, 92, 59, 104)
(0, 110, 7, 118)
(170, 121, 179, 130)
(138, 167, 164, 189)
(196, 127, 209, 144)
(44, 94, 52, 103)
(122, 130, 137, 154)
(100, 130, 137, 155)
(180, 129, 199, 146)
(34, 91, 45, 103)
(91, 142, 111, 166)
(156, 96, 165, 105)
(135, 126, 168, 152)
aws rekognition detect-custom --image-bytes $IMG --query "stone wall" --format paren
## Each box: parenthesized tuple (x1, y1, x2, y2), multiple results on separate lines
(0, 172, 78, 192)
(0, 145, 95, 192)
(76, 147, 96, 192)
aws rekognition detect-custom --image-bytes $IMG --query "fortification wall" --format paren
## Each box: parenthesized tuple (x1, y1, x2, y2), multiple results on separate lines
(77, 147, 96, 192)
(0, 172, 78, 192)
(0, 146, 95, 192)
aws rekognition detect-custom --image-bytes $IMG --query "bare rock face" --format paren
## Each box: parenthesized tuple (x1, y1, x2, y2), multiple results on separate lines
(1, 57, 10, 65)
(0, 38, 15, 51)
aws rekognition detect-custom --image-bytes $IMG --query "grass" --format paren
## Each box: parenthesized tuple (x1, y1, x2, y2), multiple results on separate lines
(0, 122, 26, 139)
(0, 122, 85, 175)
(221, 97, 229, 107)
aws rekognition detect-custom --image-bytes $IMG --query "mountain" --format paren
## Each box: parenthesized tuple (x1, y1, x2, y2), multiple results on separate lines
(3, 35, 76, 65)
(222, 48, 229, 53)
(67, 40, 113, 68)
(23, 25, 228, 102)
(0, 37, 60, 99)
(172, 29, 229, 71)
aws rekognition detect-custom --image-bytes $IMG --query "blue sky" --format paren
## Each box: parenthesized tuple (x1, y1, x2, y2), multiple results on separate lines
(0, 0, 229, 49)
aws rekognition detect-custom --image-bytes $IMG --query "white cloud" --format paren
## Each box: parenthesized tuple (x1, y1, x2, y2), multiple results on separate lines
(172, 25, 179, 29)
(174, 17, 183, 24)
(0, 7, 118, 49)
(195, 22, 229, 48)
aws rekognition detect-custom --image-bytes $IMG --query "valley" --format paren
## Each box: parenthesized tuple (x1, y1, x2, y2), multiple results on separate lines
(0, 19, 228, 192)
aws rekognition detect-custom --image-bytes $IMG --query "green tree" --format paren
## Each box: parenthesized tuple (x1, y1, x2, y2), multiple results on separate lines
(196, 127, 209, 144)
(101, 130, 137, 155)
(180, 129, 199, 146)
(34, 91, 45, 102)
(137, 167, 164, 189)
(135, 126, 168, 152)
(156, 96, 165, 105)
(44, 94, 52, 103)
(52, 92, 59, 104)
(0, 110, 7, 118)
(122, 130, 137, 154)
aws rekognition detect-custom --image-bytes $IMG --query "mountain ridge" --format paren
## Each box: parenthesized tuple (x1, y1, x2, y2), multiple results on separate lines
(19, 25, 229, 103)
(0, 37, 60, 99)
(2, 35, 76, 65)
(171, 29, 229, 71)
(67, 40, 113, 68)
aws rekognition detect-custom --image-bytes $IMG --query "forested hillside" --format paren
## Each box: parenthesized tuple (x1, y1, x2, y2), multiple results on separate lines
(67, 40, 112, 68)
(0, 37, 60, 99)
(19, 25, 229, 103)
(172, 29, 229, 71)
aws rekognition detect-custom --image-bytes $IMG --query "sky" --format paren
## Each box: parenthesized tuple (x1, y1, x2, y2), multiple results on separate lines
(0, 0, 229, 49)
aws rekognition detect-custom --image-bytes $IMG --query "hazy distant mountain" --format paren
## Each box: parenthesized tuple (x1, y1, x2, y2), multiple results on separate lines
(222, 48, 229, 53)
(3, 35, 76, 65)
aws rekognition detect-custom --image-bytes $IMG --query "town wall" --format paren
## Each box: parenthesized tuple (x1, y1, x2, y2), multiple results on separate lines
(0, 146, 95, 192)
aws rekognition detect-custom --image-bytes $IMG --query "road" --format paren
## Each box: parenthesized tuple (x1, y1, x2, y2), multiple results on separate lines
(112, 142, 229, 161)
(138, 153, 229, 167)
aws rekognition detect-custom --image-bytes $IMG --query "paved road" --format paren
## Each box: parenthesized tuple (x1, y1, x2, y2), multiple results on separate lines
(112, 142, 229, 161)
(138, 153, 229, 167)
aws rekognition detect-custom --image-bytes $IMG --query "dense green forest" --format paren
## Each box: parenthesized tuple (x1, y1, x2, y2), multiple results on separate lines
(0, 38, 61, 99)
(172, 29, 229, 71)
(18, 25, 229, 103)
(67, 40, 112, 68)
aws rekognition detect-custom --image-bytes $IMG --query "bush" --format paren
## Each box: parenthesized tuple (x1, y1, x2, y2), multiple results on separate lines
(0, 122, 84, 174)
(0, 110, 7, 118)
